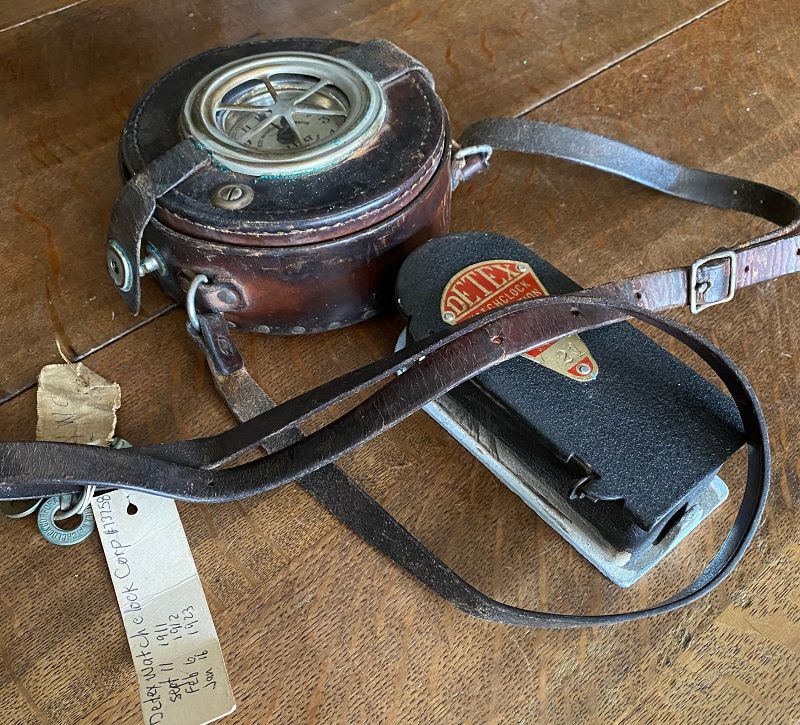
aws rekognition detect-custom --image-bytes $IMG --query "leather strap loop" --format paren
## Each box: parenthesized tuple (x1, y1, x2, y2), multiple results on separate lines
(0, 298, 766, 627)
(107, 139, 211, 313)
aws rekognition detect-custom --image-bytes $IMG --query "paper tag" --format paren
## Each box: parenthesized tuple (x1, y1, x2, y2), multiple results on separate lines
(91, 490, 236, 724)
(37, 363, 121, 444)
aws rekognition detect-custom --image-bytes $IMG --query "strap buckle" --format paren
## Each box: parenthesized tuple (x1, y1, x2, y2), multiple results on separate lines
(689, 250, 737, 314)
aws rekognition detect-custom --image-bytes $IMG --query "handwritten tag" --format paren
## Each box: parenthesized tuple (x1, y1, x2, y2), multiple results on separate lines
(37, 363, 121, 445)
(91, 490, 236, 725)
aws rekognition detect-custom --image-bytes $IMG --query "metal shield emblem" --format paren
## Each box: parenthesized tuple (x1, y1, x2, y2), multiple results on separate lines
(440, 259, 598, 381)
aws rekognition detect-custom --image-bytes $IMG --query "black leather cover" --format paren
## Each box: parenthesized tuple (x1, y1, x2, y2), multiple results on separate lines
(119, 38, 446, 238)
(396, 232, 744, 552)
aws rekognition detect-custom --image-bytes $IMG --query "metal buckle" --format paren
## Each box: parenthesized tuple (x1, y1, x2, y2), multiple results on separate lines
(689, 250, 737, 314)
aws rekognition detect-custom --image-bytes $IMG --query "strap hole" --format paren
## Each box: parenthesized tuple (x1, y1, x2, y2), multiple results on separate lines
(126, 502, 138, 516)
(570, 307, 581, 317)
(796, 249, 800, 256)
(744, 265, 750, 273)
(634, 292, 642, 300)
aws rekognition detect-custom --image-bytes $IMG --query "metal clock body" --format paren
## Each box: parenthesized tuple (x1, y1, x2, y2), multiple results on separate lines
(110, 38, 458, 333)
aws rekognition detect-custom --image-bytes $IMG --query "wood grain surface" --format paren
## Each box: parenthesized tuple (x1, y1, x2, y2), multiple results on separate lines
(1, 0, 799, 723)
(0, 0, 724, 401)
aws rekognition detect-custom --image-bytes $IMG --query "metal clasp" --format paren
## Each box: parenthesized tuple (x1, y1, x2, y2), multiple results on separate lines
(689, 250, 737, 314)
(450, 143, 493, 190)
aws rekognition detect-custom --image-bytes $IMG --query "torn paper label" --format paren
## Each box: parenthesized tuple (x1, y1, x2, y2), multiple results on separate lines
(36, 363, 121, 444)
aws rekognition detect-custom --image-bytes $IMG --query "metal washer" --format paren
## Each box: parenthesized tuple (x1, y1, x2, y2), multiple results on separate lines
(37, 495, 96, 546)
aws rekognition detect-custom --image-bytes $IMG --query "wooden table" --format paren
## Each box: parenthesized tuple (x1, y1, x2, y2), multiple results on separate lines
(1, 1, 799, 722)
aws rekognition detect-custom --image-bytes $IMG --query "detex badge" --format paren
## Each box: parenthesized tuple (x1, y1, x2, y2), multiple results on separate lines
(440, 259, 598, 381)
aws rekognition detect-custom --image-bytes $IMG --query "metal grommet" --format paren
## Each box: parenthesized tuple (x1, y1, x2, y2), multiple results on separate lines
(186, 273, 210, 331)
(107, 239, 133, 292)
(37, 496, 95, 546)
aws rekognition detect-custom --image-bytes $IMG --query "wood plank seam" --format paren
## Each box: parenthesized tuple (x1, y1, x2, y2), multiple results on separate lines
(0, 304, 177, 407)
(512, 0, 732, 121)
(0, 0, 89, 34)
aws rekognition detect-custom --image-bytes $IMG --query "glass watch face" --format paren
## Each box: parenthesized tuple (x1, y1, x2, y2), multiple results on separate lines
(181, 52, 386, 176)
(221, 76, 349, 151)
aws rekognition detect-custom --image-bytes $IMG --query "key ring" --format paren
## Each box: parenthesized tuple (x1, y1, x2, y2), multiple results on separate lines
(53, 485, 96, 521)
(186, 274, 210, 332)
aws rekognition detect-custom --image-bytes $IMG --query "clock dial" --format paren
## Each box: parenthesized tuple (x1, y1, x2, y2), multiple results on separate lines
(220, 76, 350, 152)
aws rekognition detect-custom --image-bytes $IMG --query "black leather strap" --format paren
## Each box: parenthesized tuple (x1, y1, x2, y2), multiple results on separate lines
(2, 116, 797, 626)
(460, 118, 800, 226)
(107, 139, 211, 313)
(191, 309, 769, 628)
(0, 297, 770, 627)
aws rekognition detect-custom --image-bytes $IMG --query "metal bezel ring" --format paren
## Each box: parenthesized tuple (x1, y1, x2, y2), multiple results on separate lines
(180, 52, 386, 177)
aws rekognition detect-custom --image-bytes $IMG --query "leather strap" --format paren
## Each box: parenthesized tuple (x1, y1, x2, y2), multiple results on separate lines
(0, 298, 768, 627)
(460, 118, 800, 225)
(191, 310, 769, 627)
(107, 139, 211, 313)
(2, 117, 798, 625)
(460, 118, 800, 315)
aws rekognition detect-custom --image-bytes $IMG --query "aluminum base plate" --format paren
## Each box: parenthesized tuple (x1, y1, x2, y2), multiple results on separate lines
(423, 394, 728, 587)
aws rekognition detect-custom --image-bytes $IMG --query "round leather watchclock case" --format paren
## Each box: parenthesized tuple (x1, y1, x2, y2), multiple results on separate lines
(107, 37, 459, 333)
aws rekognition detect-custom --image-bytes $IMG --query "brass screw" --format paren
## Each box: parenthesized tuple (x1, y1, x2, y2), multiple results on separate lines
(211, 183, 254, 210)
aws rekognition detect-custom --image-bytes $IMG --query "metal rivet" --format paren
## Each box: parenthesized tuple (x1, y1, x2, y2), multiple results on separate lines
(516, 263, 528, 272)
(211, 183, 254, 210)
(140, 243, 168, 277)
(216, 334, 235, 356)
(576, 362, 592, 376)
(442, 311, 456, 322)
(216, 289, 240, 306)
(290, 325, 306, 334)
(107, 240, 133, 291)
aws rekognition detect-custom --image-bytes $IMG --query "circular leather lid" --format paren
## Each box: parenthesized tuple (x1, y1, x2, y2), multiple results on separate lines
(120, 38, 448, 247)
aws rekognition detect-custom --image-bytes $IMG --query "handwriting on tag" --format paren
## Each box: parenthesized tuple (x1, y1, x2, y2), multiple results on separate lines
(91, 490, 236, 725)
(37, 363, 121, 445)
